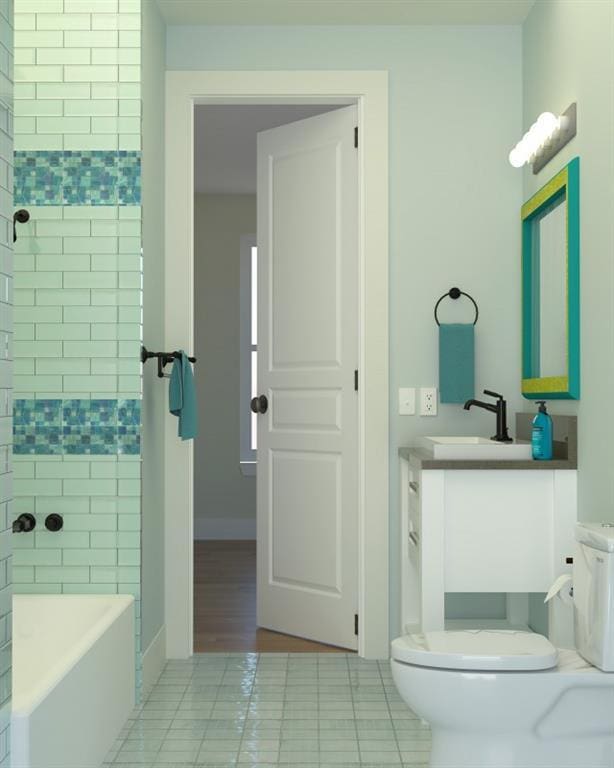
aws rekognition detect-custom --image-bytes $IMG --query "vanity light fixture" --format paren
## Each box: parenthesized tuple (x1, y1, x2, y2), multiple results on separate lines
(509, 103, 577, 174)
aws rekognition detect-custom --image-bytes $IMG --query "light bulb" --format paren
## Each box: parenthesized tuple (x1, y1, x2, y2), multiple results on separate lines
(516, 136, 528, 158)
(524, 129, 540, 157)
(508, 147, 525, 168)
(536, 112, 559, 135)
(532, 124, 549, 146)
(509, 110, 565, 168)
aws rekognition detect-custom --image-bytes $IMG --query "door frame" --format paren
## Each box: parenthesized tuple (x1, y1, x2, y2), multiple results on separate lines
(164, 70, 389, 659)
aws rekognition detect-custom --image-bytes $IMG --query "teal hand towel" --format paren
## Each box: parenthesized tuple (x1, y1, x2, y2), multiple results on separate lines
(169, 351, 198, 440)
(439, 323, 475, 404)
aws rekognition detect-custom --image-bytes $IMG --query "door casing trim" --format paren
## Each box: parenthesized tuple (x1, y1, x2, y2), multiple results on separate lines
(164, 70, 389, 659)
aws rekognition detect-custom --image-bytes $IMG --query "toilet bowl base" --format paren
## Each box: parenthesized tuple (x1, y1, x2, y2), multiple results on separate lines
(429, 729, 614, 768)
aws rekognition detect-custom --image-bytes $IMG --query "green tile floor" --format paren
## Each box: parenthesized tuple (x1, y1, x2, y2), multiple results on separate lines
(102, 653, 430, 767)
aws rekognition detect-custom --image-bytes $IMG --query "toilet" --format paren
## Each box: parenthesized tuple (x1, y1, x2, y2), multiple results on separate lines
(391, 523, 614, 768)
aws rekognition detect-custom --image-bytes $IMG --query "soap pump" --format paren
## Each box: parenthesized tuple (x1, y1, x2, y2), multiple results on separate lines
(532, 401, 553, 460)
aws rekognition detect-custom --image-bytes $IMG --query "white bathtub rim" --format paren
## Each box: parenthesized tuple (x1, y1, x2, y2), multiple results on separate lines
(12, 594, 135, 718)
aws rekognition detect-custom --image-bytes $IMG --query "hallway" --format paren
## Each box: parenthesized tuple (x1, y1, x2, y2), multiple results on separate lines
(194, 541, 350, 653)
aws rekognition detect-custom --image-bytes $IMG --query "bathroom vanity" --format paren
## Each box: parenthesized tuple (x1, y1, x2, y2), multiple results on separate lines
(399, 414, 577, 634)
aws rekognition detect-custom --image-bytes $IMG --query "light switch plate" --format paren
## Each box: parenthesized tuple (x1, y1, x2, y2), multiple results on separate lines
(420, 387, 438, 416)
(399, 387, 415, 415)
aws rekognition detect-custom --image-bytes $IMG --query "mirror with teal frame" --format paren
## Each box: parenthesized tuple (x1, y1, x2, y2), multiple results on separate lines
(522, 157, 580, 400)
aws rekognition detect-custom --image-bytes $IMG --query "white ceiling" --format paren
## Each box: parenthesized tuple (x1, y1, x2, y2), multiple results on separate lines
(158, 0, 535, 26)
(194, 105, 343, 195)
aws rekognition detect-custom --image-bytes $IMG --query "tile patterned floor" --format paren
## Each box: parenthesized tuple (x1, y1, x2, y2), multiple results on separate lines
(102, 653, 430, 767)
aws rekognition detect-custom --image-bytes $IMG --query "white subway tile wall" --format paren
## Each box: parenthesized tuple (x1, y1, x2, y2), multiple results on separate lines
(13, 205, 142, 397)
(13, 0, 142, 689)
(0, 2, 12, 763)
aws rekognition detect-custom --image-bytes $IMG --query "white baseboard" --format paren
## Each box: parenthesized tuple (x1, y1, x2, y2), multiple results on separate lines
(142, 625, 166, 698)
(194, 517, 256, 540)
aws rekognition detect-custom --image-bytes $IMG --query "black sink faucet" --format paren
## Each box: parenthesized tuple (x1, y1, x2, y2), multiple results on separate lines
(463, 389, 513, 443)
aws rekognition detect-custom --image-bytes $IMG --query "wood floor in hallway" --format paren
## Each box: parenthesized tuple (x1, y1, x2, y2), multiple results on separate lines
(194, 540, 350, 653)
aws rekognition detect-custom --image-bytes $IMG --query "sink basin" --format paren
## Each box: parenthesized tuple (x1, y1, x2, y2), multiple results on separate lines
(420, 436, 533, 460)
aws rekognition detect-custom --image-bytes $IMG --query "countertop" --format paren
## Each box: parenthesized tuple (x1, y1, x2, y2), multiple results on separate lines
(399, 413, 577, 471)
(398, 446, 576, 470)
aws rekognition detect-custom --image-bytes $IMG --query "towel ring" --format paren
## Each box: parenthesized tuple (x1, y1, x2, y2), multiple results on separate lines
(434, 287, 479, 326)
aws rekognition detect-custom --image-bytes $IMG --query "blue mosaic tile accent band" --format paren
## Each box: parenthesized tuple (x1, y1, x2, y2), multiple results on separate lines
(14, 151, 141, 206)
(117, 399, 141, 455)
(13, 399, 141, 455)
(13, 400, 62, 454)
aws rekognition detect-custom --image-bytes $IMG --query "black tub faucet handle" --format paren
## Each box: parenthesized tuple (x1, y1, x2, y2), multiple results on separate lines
(45, 513, 64, 532)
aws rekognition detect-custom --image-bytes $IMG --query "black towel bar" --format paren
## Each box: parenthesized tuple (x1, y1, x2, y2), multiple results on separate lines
(141, 346, 196, 378)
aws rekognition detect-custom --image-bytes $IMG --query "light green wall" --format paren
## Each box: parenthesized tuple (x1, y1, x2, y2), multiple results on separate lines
(528, 591, 549, 636)
(141, 0, 165, 653)
(523, 0, 614, 520)
(194, 194, 256, 537)
(168, 25, 523, 636)
(445, 593, 507, 621)
(522, 0, 614, 635)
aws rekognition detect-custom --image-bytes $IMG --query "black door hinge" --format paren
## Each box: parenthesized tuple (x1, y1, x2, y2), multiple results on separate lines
(354, 369, 358, 391)
(354, 613, 359, 636)
(354, 126, 358, 148)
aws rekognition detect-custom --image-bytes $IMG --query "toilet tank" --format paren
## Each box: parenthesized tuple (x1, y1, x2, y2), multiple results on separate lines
(574, 523, 614, 671)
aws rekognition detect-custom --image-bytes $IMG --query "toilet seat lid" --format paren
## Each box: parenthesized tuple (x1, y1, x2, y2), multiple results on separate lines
(391, 630, 558, 671)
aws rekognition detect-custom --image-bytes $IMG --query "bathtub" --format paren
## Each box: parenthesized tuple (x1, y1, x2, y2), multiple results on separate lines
(11, 594, 135, 768)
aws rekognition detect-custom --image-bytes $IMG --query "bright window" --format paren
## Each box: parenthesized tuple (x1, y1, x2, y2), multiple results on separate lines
(240, 235, 257, 473)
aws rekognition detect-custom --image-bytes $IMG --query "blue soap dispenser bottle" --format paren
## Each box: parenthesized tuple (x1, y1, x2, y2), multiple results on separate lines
(532, 401, 553, 460)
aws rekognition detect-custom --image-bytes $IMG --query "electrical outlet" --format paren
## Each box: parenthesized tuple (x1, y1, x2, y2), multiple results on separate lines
(398, 388, 415, 415)
(420, 387, 438, 416)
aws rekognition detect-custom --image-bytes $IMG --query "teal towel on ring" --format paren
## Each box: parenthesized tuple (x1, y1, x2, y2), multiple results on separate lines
(439, 323, 475, 404)
(169, 351, 198, 440)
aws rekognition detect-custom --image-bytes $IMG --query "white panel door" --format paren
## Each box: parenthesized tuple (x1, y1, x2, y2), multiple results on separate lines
(256, 105, 358, 650)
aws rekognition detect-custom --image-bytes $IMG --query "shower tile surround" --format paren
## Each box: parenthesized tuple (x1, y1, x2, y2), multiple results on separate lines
(0, 2, 13, 765)
(103, 654, 430, 768)
(12, 0, 143, 687)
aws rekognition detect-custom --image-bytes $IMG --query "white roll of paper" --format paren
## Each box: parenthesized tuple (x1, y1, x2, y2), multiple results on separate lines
(544, 573, 573, 605)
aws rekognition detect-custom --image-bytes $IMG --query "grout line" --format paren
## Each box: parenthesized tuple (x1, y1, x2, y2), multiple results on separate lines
(235, 653, 258, 765)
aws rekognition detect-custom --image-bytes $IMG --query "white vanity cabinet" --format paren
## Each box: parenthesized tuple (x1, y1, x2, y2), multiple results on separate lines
(399, 449, 577, 634)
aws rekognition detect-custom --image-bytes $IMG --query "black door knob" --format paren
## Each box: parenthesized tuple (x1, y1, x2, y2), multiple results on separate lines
(45, 513, 64, 532)
(250, 395, 268, 414)
(12, 513, 36, 533)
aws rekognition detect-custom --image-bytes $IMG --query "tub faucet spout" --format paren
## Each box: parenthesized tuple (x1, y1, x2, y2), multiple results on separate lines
(463, 389, 513, 443)
(12, 513, 36, 533)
